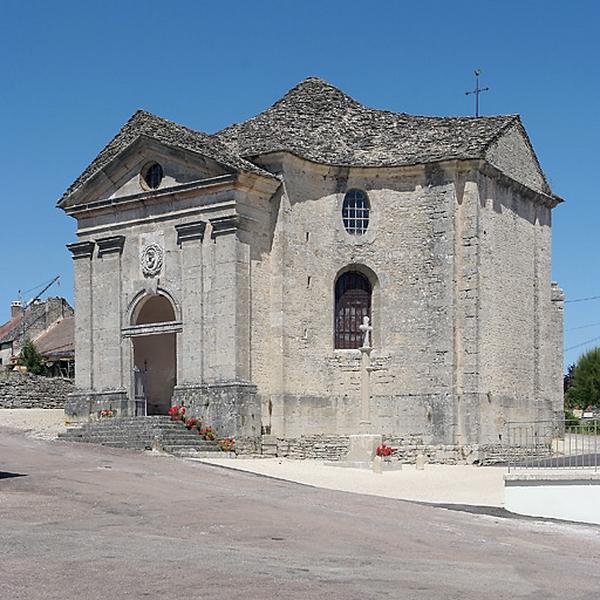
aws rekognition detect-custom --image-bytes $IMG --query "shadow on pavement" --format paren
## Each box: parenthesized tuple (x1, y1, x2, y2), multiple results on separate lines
(0, 471, 27, 480)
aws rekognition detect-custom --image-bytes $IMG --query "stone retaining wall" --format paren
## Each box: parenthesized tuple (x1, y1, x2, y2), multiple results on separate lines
(0, 371, 73, 409)
(254, 434, 538, 465)
(276, 435, 351, 461)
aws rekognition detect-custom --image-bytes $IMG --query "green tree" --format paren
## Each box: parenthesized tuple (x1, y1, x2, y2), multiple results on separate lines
(565, 347, 600, 409)
(563, 363, 575, 395)
(19, 339, 46, 375)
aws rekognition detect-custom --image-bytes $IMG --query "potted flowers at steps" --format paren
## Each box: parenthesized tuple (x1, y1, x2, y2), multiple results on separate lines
(372, 443, 402, 474)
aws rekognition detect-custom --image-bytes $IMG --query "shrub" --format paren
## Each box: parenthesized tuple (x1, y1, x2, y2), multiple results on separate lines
(565, 347, 600, 409)
(19, 339, 46, 375)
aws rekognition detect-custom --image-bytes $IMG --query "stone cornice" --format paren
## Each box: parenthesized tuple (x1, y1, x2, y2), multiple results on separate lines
(210, 215, 240, 238)
(66, 240, 95, 259)
(478, 160, 563, 208)
(96, 235, 125, 257)
(175, 220, 206, 244)
(62, 174, 238, 217)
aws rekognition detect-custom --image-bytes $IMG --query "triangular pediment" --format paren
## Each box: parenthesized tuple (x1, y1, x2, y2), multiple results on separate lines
(60, 135, 234, 208)
(58, 110, 274, 209)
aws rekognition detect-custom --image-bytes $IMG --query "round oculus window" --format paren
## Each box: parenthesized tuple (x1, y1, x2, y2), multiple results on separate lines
(140, 162, 164, 190)
(342, 189, 370, 235)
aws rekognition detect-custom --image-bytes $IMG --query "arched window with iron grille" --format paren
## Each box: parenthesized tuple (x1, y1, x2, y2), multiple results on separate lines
(335, 271, 372, 349)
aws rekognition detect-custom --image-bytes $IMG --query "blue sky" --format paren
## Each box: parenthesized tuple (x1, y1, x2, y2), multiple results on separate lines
(1, 0, 598, 369)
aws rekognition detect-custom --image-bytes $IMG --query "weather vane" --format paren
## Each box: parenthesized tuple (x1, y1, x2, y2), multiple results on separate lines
(465, 69, 489, 117)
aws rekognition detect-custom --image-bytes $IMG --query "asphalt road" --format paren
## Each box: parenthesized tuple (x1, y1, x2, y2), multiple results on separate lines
(1, 431, 600, 600)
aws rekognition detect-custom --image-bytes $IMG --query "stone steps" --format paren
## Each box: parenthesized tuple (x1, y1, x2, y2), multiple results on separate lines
(58, 417, 223, 455)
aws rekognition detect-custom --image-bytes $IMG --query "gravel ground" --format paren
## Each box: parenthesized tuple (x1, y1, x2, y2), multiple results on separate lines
(196, 457, 507, 507)
(0, 408, 66, 439)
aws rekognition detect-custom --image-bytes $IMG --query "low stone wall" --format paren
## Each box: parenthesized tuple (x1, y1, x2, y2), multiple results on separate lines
(276, 435, 351, 461)
(256, 434, 524, 465)
(478, 444, 552, 466)
(0, 371, 74, 409)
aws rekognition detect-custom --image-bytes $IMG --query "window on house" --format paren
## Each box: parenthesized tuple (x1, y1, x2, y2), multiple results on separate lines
(342, 189, 370, 235)
(335, 271, 372, 349)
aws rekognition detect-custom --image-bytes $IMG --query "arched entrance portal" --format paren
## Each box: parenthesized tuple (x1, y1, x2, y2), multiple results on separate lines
(131, 294, 177, 415)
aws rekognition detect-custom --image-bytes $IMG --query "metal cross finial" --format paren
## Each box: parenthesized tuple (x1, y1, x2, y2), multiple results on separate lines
(465, 69, 490, 117)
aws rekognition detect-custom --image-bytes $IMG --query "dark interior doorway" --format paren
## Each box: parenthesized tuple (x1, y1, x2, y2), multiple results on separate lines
(132, 295, 177, 415)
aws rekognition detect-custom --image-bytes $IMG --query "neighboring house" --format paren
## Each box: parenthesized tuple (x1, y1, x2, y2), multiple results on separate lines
(0, 297, 74, 373)
(59, 77, 564, 451)
(33, 315, 75, 378)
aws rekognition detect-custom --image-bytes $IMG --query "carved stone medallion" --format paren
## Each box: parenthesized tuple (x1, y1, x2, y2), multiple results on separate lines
(141, 243, 163, 277)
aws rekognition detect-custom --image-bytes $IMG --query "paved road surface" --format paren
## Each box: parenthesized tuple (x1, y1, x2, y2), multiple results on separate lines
(1, 431, 600, 600)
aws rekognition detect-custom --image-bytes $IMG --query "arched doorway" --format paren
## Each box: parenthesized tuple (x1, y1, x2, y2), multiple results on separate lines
(131, 294, 177, 415)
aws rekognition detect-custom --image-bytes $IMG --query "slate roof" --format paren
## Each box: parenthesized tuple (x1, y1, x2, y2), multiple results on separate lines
(58, 111, 274, 205)
(217, 77, 520, 169)
(59, 76, 550, 205)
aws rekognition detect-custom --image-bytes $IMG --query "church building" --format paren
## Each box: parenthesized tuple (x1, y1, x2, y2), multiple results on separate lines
(59, 77, 564, 454)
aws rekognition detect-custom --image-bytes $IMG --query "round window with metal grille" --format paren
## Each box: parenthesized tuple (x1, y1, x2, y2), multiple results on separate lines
(140, 162, 164, 190)
(342, 189, 370, 235)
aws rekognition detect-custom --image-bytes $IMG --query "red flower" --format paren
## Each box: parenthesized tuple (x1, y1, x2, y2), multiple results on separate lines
(376, 444, 395, 457)
(168, 405, 187, 421)
(218, 437, 235, 452)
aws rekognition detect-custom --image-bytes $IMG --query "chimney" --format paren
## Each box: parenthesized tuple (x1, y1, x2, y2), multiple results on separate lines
(11, 300, 23, 318)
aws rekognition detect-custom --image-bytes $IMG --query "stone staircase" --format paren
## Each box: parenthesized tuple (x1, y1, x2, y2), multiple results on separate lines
(58, 416, 222, 457)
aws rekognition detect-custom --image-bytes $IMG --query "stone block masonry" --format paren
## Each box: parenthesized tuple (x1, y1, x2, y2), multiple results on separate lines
(268, 434, 526, 465)
(0, 371, 74, 409)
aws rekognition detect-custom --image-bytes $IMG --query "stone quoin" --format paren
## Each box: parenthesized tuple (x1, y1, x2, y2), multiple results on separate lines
(58, 77, 564, 456)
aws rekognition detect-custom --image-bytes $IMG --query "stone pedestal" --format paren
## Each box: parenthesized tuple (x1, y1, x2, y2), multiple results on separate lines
(372, 456, 403, 474)
(345, 433, 382, 462)
(359, 346, 373, 433)
(65, 389, 129, 424)
(172, 381, 261, 439)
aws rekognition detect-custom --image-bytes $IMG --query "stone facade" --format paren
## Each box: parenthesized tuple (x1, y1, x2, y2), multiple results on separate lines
(58, 77, 564, 455)
(0, 371, 73, 409)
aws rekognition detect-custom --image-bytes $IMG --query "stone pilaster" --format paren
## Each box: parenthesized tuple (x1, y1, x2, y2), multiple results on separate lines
(452, 173, 481, 446)
(175, 221, 206, 384)
(67, 240, 95, 390)
(208, 215, 251, 382)
(93, 235, 125, 390)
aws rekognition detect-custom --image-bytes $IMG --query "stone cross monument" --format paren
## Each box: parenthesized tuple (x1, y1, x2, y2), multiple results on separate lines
(344, 315, 382, 464)
(358, 316, 373, 433)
